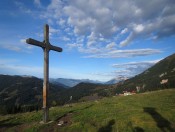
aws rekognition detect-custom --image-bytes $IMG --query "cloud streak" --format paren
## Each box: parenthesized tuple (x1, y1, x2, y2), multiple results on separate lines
(112, 60, 161, 78)
(0, 39, 33, 53)
(87, 59, 161, 81)
(82, 48, 162, 58)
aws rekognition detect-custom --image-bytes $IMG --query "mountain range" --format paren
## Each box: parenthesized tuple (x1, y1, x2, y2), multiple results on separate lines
(50, 77, 127, 87)
(0, 53, 175, 114)
(50, 78, 103, 87)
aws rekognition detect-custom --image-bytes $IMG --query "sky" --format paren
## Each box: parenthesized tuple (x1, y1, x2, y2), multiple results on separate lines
(0, 0, 175, 82)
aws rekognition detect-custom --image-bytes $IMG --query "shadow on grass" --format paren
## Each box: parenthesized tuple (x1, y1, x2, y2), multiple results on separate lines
(98, 119, 115, 132)
(0, 118, 21, 129)
(144, 107, 174, 132)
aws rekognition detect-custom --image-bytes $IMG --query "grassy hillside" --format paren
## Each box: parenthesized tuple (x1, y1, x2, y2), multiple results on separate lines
(0, 89, 175, 132)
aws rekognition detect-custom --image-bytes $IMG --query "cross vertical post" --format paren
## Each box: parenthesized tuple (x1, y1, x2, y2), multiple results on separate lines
(26, 24, 62, 123)
(43, 24, 49, 123)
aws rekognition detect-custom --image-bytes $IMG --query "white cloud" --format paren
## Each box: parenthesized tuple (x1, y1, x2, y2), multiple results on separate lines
(20, 39, 26, 43)
(0, 38, 34, 53)
(20, 39, 33, 49)
(106, 42, 116, 49)
(40, 0, 63, 22)
(82, 48, 161, 58)
(62, 0, 175, 47)
(133, 24, 144, 33)
(66, 43, 83, 50)
(119, 33, 133, 47)
(57, 18, 66, 26)
(112, 60, 160, 68)
(112, 59, 161, 77)
(62, 36, 70, 41)
(87, 32, 97, 47)
(121, 28, 128, 34)
(49, 26, 59, 33)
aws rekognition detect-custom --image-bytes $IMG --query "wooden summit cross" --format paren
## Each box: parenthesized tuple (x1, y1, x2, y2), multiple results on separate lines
(26, 24, 62, 123)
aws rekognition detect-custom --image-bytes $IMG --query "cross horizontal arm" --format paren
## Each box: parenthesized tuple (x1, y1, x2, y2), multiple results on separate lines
(49, 44, 62, 52)
(26, 38, 44, 48)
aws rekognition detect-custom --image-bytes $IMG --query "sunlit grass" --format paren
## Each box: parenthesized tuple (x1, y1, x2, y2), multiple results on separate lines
(0, 89, 175, 132)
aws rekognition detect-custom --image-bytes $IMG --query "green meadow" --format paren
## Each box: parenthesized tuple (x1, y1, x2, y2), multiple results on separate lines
(0, 89, 175, 132)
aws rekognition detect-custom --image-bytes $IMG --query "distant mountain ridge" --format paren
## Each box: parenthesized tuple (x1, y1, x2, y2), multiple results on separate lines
(50, 77, 125, 87)
(50, 78, 103, 87)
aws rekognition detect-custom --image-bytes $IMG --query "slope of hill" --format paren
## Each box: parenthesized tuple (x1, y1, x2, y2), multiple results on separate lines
(115, 53, 175, 93)
(0, 75, 65, 114)
(0, 89, 175, 131)
(105, 76, 128, 84)
(54, 82, 111, 105)
(105, 78, 119, 84)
